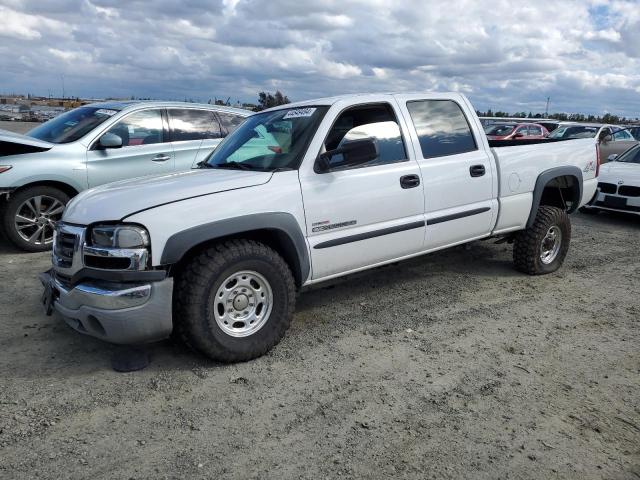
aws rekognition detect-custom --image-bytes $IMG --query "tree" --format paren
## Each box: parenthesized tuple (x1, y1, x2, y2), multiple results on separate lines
(256, 90, 290, 111)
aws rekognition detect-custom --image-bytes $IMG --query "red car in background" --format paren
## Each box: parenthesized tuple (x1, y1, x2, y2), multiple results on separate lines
(485, 122, 549, 140)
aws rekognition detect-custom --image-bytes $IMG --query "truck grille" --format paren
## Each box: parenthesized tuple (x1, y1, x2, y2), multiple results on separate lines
(54, 230, 77, 268)
(52, 223, 86, 275)
(598, 182, 617, 194)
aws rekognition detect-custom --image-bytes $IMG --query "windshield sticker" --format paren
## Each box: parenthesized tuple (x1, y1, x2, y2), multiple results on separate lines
(95, 109, 118, 116)
(283, 108, 316, 119)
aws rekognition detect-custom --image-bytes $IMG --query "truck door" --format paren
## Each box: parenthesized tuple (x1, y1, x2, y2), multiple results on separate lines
(395, 94, 497, 250)
(299, 101, 426, 280)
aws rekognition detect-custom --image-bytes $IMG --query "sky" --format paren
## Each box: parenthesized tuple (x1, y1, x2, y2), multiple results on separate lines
(1, 0, 639, 117)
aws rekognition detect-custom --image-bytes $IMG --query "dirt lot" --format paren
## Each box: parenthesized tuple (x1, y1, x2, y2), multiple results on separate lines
(0, 212, 638, 479)
(0, 121, 40, 135)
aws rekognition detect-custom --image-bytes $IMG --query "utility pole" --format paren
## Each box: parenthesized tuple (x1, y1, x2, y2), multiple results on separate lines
(544, 96, 550, 117)
(61, 74, 65, 100)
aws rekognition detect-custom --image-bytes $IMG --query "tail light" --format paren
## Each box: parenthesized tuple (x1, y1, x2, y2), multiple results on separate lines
(268, 146, 282, 154)
(595, 144, 601, 177)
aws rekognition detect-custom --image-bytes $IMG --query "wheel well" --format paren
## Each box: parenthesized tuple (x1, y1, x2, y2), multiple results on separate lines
(539, 175, 580, 212)
(13, 181, 79, 199)
(170, 229, 305, 287)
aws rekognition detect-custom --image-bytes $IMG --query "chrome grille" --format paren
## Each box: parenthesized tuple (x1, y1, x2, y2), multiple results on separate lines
(54, 230, 76, 267)
(52, 223, 86, 276)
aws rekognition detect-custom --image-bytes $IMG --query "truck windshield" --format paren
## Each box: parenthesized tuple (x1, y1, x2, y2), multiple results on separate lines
(28, 106, 121, 144)
(205, 106, 328, 171)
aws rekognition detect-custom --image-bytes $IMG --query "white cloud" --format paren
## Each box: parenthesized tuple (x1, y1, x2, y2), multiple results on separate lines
(0, 0, 638, 116)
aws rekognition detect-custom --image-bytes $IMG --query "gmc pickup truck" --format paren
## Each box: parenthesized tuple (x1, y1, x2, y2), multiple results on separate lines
(40, 93, 599, 362)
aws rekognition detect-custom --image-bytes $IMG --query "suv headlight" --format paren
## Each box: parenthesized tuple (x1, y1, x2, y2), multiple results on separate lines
(85, 224, 150, 271)
(90, 224, 150, 249)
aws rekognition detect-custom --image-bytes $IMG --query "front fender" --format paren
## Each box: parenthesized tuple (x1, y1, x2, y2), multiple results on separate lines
(160, 212, 310, 284)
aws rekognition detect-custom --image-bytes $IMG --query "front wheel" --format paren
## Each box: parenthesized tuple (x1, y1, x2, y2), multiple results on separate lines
(174, 239, 296, 362)
(2, 186, 69, 252)
(513, 206, 571, 275)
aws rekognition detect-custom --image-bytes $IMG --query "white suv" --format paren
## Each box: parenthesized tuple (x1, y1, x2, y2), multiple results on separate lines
(0, 102, 249, 251)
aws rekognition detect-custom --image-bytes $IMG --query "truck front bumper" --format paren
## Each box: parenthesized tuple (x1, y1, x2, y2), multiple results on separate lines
(39, 270, 173, 344)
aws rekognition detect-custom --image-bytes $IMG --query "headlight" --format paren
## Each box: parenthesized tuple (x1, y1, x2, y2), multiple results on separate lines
(0, 166, 12, 174)
(90, 224, 149, 249)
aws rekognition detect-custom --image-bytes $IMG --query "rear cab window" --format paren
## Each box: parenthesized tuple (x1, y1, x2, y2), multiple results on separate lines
(405, 100, 477, 158)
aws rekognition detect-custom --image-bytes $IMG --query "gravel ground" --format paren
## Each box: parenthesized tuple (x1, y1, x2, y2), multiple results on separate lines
(0, 212, 638, 480)
(0, 121, 40, 134)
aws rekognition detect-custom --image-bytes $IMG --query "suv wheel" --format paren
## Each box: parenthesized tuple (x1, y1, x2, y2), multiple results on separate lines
(513, 206, 571, 275)
(2, 186, 69, 252)
(174, 239, 296, 362)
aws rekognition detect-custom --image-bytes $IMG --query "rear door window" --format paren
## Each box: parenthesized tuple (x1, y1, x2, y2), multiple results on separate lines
(529, 126, 543, 136)
(168, 109, 222, 141)
(406, 100, 477, 158)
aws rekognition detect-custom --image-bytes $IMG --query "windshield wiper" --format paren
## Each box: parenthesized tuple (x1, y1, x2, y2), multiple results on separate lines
(213, 161, 259, 171)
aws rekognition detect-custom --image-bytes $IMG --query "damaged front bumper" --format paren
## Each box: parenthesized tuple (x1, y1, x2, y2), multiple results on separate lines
(39, 269, 173, 344)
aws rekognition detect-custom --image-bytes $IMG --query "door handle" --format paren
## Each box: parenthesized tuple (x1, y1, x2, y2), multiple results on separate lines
(400, 174, 421, 189)
(152, 154, 171, 162)
(469, 165, 486, 177)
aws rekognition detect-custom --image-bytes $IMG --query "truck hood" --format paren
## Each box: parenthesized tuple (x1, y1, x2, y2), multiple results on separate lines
(0, 129, 54, 156)
(599, 162, 640, 184)
(63, 168, 273, 224)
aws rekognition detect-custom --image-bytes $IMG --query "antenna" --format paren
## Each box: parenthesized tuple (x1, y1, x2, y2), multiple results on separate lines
(545, 96, 550, 117)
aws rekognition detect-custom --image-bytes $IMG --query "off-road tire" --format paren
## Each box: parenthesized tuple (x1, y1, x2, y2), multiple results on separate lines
(174, 239, 296, 362)
(2, 186, 69, 252)
(513, 206, 571, 275)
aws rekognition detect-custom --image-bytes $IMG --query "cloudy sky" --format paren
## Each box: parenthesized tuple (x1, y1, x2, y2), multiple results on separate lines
(1, 0, 639, 116)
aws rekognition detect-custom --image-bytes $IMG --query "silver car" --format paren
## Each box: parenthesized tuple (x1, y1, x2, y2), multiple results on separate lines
(0, 101, 250, 251)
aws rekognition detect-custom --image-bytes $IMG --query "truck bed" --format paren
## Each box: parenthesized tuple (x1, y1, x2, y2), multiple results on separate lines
(489, 137, 599, 235)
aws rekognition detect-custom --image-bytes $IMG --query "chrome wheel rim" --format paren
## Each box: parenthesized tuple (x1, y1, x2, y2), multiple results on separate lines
(212, 270, 273, 337)
(540, 225, 562, 265)
(14, 195, 65, 246)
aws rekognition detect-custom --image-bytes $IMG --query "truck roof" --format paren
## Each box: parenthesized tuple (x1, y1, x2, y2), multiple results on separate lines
(266, 92, 464, 111)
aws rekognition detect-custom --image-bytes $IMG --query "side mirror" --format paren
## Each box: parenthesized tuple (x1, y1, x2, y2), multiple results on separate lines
(514, 131, 525, 138)
(99, 132, 123, 149)
(607, 154, 618, 162)
(316, 138, 379, 172)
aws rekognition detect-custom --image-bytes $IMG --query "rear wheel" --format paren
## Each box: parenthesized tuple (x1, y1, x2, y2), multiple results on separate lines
(2, 186, 69, 252)
(513, 206, 571, 275)
(174, 239, 296, 362)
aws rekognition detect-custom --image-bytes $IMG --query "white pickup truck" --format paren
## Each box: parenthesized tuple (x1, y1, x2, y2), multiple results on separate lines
(40, 93, 599, 362)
